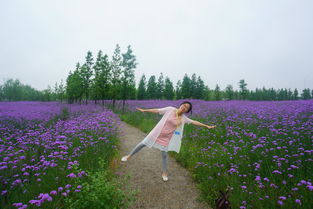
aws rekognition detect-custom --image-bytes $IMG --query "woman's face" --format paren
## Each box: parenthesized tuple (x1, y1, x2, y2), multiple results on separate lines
(179, 103, 191, 113)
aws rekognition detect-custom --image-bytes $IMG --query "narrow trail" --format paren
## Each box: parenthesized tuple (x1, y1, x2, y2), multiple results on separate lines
(114, 121, 211, 209)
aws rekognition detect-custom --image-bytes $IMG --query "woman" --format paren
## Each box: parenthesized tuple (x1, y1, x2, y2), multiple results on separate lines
(121, 101, 216, 181)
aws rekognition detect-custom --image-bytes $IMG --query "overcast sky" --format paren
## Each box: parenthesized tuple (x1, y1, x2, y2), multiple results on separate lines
(0, 0, 312, 92)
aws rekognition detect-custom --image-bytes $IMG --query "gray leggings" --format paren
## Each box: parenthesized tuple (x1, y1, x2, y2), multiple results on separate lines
(128, 142, 168, 172)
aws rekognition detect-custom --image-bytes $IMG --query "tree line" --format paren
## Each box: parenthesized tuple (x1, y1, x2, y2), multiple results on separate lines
(1, 44, 313, 103)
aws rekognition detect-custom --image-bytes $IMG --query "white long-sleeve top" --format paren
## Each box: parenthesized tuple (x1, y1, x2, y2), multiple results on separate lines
(141, 106, 195, 153)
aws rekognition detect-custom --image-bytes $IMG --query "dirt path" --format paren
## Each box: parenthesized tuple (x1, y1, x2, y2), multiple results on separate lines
(113, 121, 211, 209)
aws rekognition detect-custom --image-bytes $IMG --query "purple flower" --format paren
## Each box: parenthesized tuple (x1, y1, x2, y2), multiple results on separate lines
(50, 190, 57, 195)
(37, 193, 52, 202)
(263, 177, 269, 182)
(300, 180, 307, 184)
(279, 196, 286, 200)
(12, 203, 23, 207)
(295, 199, 301, 205)
(66, 173, 77, 178)
(29, 200, 41, 207)
(307, 185, 313, 191)
(272, 170, 282, 174)
(255, 176, 261, 181)
(18, 204, 27, 209)
(277, 200, 283, 205)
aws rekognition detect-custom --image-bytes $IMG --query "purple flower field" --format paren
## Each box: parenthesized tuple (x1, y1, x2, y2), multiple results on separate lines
(0, 102, 121, 208)
(114, 99, 313, 208)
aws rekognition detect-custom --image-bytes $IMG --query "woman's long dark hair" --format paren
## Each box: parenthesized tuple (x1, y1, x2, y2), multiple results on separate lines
(179, 101, 192, 115)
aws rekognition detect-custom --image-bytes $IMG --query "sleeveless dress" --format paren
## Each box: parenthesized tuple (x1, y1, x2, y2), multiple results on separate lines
(152, 109, 182, 152)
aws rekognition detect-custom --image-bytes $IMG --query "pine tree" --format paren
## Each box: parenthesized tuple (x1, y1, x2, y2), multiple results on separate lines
(137, 74, 147, 100)
(225, 84, 234, 100)
(181, 74, 191, 99)
(81, 51, 94, 104)
(239, 79, 248, 100)
(301, 88, 311, 100)
(91, 50, 104, 104)
(146, 75, 157, 99)
(156, 73, 165, 99)
(164, 76, 174, 100)
(190, 73, 197, 98)
(214, 84, 221, 101)
(121, 45, 137, 111)
(293, 88, 299, 100)
(175, 80, 182, 100)
(196, 75, 204, 99)
(110, 44, 123, 110)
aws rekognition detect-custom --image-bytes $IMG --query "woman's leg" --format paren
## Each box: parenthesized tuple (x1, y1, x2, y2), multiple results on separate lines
(128, 142, 146, 157)
(161, 151, 168, 174)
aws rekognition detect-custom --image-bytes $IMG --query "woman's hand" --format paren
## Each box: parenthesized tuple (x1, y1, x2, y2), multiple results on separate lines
(136, 107, 145, 112)
(206, 125, 216, 129)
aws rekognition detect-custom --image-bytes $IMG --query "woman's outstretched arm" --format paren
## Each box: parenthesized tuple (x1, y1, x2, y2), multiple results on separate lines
(136, 107, 159, 113)
(191, 120, 216, 129)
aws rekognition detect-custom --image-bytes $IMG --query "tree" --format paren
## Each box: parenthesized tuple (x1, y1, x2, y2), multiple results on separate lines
(293, 88, 299, 100)
(66, 66, 84, 104)
(164, 76, 174, 100)
(146, 75, 157, 99)
(225, 84, 234, 100)
(175, 80, 182, 100)
(156, 72, 165, 99)
(239, 79, 248, 100)
(110, 44, 123, 110)
(181, 74, 191, 99)
(190, 73, 197, 98)
(301, 88, 311, 100)
(195, 75, 204, 99)
(203, 85, 210, 100)
(80, 51, 94, 104)
(214, 84, 221, 101)
(59, 79, 65, 102)
(137, 74, 147, 100)
(91, 50, 105, 104)
(121, 45, 137, 111)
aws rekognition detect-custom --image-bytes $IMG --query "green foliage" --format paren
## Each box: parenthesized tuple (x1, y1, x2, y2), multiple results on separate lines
(164, 76, 174, 100)
(156, 72, 165, 99)
(146, 75, 157, 99)
(119, 111, 158, 133)
(137, 74, 147, 100)
(64, 158, 137, 209)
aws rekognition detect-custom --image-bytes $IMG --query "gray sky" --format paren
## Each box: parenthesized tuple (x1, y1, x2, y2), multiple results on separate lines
(1, 0, 312, 93)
